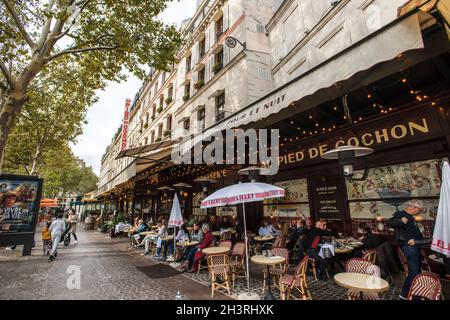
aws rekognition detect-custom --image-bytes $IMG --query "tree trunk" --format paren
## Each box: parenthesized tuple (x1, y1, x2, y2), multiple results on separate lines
(0, 89, 28, 172)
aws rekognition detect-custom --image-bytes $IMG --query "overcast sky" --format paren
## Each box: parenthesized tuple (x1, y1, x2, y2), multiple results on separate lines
(71, 0, 197, 175)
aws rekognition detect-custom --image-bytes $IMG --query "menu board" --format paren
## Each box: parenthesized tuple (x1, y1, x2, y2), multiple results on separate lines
(311, 175, 345, 220)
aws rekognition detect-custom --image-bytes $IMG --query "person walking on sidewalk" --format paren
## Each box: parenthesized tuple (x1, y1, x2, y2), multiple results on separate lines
(387, 199, 431, 299)
(68, 209, 78, 244)
(49, 212, 67, 261)
(42, 222, 52, 255)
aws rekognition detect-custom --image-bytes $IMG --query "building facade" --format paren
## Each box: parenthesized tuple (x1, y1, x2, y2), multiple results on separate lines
(95, 0, 450, 236)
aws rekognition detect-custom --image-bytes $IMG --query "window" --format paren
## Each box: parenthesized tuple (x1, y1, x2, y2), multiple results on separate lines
(215, 92, 225, 122)
(161, 72, 166, 84)
(150, 131, 155, 143)
(256, 24, 265, 33)
(152, 105, 156, 118)
(144, 137, 148, 145)
(157, 124, 163, 139)
(145, 112, 149, 126)
(159, 95, 164, 109)
(186, 54, 192, 73)
(198, 68, 205, 83)
(258, 68, 270, 80)
(198, 108, 205, 131)
(168, 86, 173, 99)
(199, 37, 206, 59)
(216, 15, 224, 41)
(166, 115, 172, 131)
(184, 83, 191, 100)
(213, 49, 223, 74)
(154, 82, 159, 97)
(183, 119, 190, 135)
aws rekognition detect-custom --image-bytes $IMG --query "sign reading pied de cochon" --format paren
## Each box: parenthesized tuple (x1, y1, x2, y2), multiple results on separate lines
(279, 112, 438, 168)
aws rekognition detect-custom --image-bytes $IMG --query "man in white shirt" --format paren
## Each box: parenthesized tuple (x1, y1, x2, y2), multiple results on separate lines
(49, 212, 67, 261)
(258, 220, 277, 237)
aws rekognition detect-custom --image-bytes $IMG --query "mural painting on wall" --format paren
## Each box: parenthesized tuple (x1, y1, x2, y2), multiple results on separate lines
(347, 158, 446, 220)
(264, 179, 310, 218)
(193, 192, 207, 216)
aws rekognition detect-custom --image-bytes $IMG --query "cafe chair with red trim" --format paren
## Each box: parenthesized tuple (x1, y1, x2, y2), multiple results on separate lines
(345, 258, 382, 300)
(407, 272, 441, 300)
(279, 255, 312, 300)
(229, 242, 246, 287)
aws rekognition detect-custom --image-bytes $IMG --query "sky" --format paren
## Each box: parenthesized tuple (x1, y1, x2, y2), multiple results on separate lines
(71, 0, 198, 175)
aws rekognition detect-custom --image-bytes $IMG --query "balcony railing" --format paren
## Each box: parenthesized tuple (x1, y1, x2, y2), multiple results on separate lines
(216, 111, 225, 122)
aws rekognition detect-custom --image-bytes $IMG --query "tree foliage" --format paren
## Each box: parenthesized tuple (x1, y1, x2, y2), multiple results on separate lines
(0, 0, 182, 167)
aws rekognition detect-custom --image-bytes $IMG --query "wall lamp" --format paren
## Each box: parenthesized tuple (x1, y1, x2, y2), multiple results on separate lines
(225, 36, 246, 50)
(322, 146, 374, 182)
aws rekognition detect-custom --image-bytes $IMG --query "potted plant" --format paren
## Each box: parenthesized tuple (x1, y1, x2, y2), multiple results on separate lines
(212, 63, 223, 74)
(163, 130, 171, 137)
(144, 123, 149, 129)
(157, 106, 163, 113)
(155, 137, 162, 142)
(194, 80, 204, 89)
(151, 114, 155, 121)
(165, 97, 173, 105)
(183, 94, 190, 102)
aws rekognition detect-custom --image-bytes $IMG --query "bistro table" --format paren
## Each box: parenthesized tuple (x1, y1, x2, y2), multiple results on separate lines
(334, 272, 389, 300)
(428, 254, 444, 265)
(251, 255, 285, 300)
(177, 241, 199, 248)
(254, 236, 275, 242)
(140, 231, 158, 237)
(211, 231, 221, 237)
(161, 235, 174, 241)
(335, 246, 354, 254)
(202, 246, 230, 255)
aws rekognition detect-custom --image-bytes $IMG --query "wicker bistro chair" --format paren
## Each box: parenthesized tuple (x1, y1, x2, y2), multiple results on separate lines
(407, 272, 442, 300)
(218, 240, 233, 251)
(307, 236, 320, 281)
(197, 240, 216, 275)
(207, 254, 232, 298)
(262, 247, 290, 294)
(362, 249, 378, 264)
(220, 231, 232, 241)
(229, 242, 246, 287)
(345, 258, 382, 300)
(279, 255, 312, 300)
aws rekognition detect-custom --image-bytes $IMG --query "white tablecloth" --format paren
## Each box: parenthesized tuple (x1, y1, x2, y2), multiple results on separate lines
(115, 223, 131, 234)
(318, 243, 335, 259)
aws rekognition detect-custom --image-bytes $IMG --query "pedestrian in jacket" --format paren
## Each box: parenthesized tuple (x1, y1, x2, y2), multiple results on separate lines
(48, 212, 66, 261)
(387, 199, 430, 299)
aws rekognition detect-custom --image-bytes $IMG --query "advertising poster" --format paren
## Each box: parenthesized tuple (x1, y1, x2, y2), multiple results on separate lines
(0, 176, 42, 234)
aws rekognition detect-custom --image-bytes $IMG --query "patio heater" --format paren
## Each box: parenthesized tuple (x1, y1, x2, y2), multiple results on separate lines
(321, 146, 374, 182)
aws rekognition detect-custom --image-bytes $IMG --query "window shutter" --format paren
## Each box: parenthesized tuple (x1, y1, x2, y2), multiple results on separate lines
(193, 71, 198, 87)
(223, 46, 230, 65)
(191, 46, 197, 70)
(223, 4, 230, 32)
(208, 55, 215, 80)
(210, 22, 216, 48)
(205, 26, 211, 52)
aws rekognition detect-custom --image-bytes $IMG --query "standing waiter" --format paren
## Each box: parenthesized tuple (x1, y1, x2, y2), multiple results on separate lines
(387, 200, 430, 299)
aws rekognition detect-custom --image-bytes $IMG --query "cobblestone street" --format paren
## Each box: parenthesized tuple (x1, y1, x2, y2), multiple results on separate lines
(0, 224, 227, 300)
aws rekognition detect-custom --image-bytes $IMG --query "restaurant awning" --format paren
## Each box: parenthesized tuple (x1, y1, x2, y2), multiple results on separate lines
(115, 138, 182, 160)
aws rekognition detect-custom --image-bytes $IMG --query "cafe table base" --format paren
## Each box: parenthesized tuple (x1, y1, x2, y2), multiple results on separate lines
(264, 265, 276, 300)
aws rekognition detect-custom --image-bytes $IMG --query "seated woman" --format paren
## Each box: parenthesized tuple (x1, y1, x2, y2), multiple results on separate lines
(129, 220, 147, 248)
(179, 223, 214, 272)
(177, 222, 203, 264)
(220, 216, 232, 230)
(159, 223, 190, 262)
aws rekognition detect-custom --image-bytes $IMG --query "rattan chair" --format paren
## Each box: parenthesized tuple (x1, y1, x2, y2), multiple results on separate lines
(229, 242, 246, 287)
(362, 249, 377, 264)
(262, 247, 289, 294)
(207, 254, 232, 298)
(218, 240, 232, 251)
(220, 231, 232, 241)
(345, 258, 382, 300)
(279, 255, 311, 300)
(407, 272, 441, 300)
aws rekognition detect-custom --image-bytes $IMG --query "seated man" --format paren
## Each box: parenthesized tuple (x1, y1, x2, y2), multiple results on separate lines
(286, 219, 307, 252)
(258, 220, 277, 237)
(354, 223, 380, 257)
(306, 221, 333, 281)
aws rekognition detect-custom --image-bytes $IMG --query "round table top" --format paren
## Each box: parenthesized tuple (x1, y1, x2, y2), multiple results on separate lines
(335, 246, 354, 254)
(177, 241, 199, 247)
(334, 273, 390, 293)
(151, 225, 158, 229)
(202, 246, 230, 255)
(161, 235, 174, 241)
(140, 231, 157, 236)
(428, 254, 444, 265)
(211, 231, 221, 236)
(346, 241, 364, 248)
(251, 255, 285, 266)
(254, 236, 275, 242)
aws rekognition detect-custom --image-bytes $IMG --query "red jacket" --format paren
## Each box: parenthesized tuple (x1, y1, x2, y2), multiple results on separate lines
(199, 231, 214, 250)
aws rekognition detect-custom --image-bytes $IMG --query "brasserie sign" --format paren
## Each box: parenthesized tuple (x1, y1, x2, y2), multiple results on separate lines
(278, 114, 437, 168)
